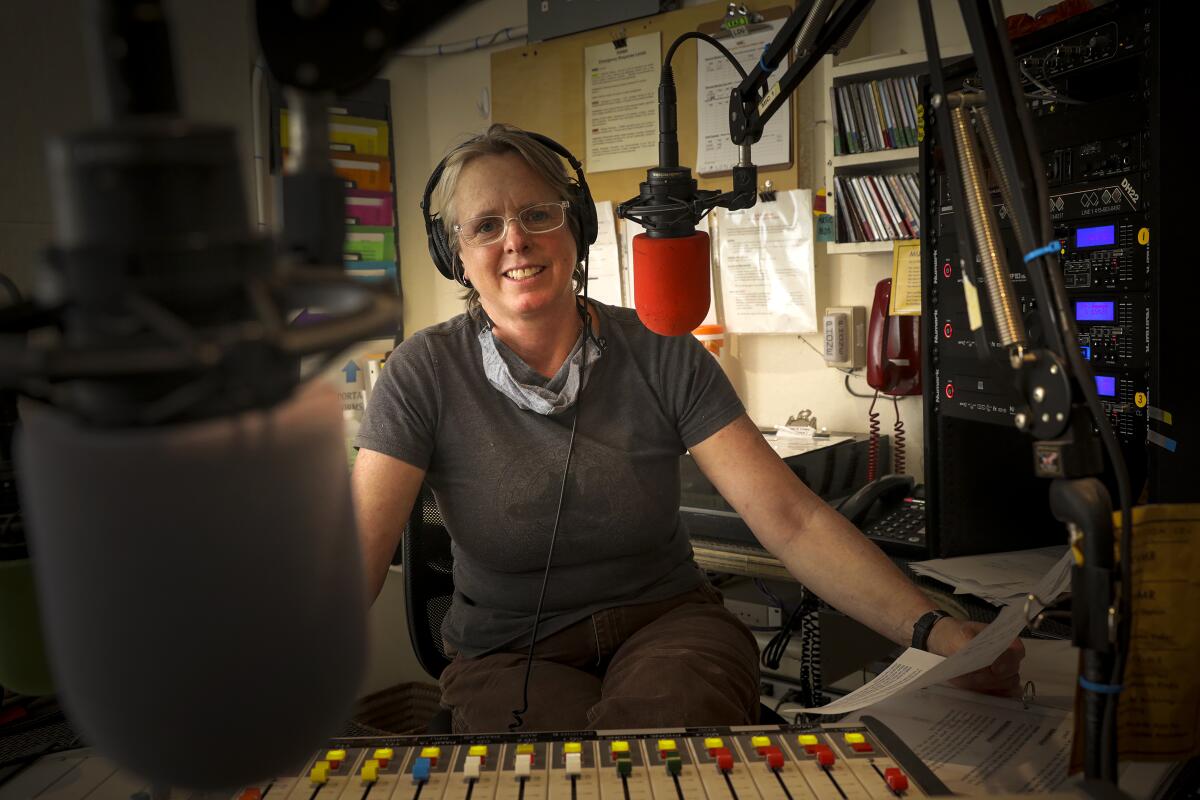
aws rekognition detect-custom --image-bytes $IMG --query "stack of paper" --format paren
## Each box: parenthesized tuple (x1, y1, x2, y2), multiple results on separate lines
(909, 546, 1070, 606)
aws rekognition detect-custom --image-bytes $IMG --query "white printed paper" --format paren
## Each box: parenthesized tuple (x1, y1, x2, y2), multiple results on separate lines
(910, 546, 1070, 606)
(846, 685, 1075, 794)
(696, 21, 791, 175)
(585, 33, 660, 173)
(797, 549, 1073, 715)
(584, 201, 623, 307)
(714, 189, 815, 334)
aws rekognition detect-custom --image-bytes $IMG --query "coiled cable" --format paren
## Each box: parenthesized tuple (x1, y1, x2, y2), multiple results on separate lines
(867, 390, 881, 481)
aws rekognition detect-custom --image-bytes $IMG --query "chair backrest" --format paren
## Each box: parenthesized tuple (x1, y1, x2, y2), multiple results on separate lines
(401, 484, 455, 680)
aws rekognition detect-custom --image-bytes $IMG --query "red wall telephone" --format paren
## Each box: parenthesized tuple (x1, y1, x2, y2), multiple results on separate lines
(866, 278, 921, 396)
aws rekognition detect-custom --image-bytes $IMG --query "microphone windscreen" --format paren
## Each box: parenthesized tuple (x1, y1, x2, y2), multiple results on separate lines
(16, 382, 365, 791)
(633, 231, 711, 336)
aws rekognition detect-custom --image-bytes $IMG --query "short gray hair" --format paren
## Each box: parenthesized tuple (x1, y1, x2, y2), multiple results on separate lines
(429, 123, 584, 310)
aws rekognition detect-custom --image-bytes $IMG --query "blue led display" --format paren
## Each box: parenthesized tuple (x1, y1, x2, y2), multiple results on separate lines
(1080, 345, 1092, 360)
(1076, 300, 1116, 322)
(1095, 375, 1117, 397)
(1076, 224, 1116, 248)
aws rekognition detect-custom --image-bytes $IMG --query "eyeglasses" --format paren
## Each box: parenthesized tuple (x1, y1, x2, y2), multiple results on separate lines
(453, 201, 570, 247)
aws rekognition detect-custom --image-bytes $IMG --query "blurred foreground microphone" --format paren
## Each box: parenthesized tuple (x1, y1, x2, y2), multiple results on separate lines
(0, 0, 402, 790)
(618, 64, 757, 336)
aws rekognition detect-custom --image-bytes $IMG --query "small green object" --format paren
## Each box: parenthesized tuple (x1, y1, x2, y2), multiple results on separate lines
(616, 759, 633, 777)
(816, 213, 836, 243)
(665, 756, 682, 776)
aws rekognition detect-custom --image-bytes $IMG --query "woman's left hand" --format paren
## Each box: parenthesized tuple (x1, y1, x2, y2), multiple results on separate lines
(927, 618, 1025, 698)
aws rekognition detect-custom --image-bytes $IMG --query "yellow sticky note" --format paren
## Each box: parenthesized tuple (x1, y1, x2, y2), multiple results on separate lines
(889, 240, 922, 316)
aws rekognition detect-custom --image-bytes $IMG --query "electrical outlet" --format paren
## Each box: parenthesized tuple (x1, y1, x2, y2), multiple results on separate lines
(823, 306, 865, 369)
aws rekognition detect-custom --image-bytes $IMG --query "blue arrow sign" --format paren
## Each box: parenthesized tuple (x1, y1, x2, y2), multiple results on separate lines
(342, 361, 360, 383)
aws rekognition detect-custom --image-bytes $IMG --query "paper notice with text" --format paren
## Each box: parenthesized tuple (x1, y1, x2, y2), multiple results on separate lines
(1097, 504, 1200, 762)
(714, 189, 815, 334)
(849, 685, 1076, 794)
(584, 201, 624, 306)
(797, 550, 1073, 715)
(696, 20, 791, 175)
(585, 33, 660, 173)
(890, 239, 922, 315)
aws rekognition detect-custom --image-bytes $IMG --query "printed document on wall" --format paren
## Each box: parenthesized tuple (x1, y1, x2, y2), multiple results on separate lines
(585, 201, 624, 307)
(715, 188, 815, 333)
(696, 20, 791, 175)
(585, 33, 660, 173)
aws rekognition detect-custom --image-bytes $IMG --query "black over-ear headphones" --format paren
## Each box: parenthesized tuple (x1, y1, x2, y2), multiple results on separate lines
(420, 130, 598, 287)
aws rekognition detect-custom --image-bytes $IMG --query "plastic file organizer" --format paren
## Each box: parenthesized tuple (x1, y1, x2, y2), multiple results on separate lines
(272, 78, 401, 299)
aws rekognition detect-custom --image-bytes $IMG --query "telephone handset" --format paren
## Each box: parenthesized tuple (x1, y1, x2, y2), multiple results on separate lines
(837, 473, 915, 526)
(866, 279, 921, 396)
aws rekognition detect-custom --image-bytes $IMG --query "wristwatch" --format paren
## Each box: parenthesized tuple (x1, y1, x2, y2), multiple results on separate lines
(911, 609, 951, 652)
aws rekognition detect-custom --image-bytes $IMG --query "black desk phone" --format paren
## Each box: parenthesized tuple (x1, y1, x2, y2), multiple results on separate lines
(838, 474, 927, 557)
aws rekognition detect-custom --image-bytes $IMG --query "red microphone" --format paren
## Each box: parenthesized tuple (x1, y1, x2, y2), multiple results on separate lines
(619, 63, 755, 336)
(632, 230, 711, 336)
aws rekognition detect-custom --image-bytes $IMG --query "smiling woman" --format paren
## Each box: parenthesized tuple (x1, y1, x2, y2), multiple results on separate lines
(450, 151, 581, 338)
(351, 124, 1026, 736)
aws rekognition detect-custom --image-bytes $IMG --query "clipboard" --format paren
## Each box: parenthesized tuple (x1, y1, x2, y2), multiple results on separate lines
(696, 3, 789, 39)
(695, 4, 795, 177)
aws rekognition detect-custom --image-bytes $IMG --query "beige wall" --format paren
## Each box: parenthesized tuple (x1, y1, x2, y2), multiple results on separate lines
(395, 0, 1050, 484)
(0, 0, 258, 296)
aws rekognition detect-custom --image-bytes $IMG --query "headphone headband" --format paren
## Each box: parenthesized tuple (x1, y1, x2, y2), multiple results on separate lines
(421, 129, 598, 286)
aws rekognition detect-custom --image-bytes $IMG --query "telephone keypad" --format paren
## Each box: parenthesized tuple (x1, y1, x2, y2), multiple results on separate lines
(863, 499, 927, 556)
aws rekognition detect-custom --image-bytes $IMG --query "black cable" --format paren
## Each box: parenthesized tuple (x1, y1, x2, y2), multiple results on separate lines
(843, 372, 876, 399)
(891, 395, 905, 475)
(665, 32, 748, 80)
(509, 251, 597, 732)
(760, 600, 806, 671)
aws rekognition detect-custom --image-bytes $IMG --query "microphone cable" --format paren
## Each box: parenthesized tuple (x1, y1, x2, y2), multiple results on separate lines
(509, 252, 600, 731)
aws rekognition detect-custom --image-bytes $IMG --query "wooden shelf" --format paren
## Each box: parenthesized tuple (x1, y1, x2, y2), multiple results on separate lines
(832, 47, 970, 80)
(832, 147, 919, 169)
(826, 240, 898, 255)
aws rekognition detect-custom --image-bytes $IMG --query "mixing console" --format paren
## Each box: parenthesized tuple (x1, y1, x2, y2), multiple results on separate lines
(0, 724, 942, 800)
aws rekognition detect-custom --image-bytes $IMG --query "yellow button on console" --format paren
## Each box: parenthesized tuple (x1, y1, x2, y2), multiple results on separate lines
(516, 744, 536, 755)
(704, 737, 724, 751)
(309, 761, 330, 784)
(843, 733, 865, 744)
(469, 745, 489, 758)
(373, 748, 394, 763)
(658, 739, 677, 753)
(564, 742, 583, 754)
(361, 760, 379, 783)
(798, 734, 819, 746)
(611, 741, 630, 754)
(751, 736, 771, 749)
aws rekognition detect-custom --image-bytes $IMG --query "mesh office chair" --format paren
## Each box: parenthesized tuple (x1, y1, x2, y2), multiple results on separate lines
(402, 484, 455, 681)
(400, 484, 455, 733)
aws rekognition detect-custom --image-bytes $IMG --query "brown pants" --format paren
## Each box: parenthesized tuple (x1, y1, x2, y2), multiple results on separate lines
(438, 583, 761, 733)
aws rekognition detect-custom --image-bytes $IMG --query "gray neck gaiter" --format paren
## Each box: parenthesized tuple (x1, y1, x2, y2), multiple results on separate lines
(478, 322, 602, 416)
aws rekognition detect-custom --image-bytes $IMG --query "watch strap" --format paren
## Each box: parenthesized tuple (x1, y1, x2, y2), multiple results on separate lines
(911, 610, 951, 652)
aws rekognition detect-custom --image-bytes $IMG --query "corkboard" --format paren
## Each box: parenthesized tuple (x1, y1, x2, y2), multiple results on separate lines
(491, 1, 810, 208)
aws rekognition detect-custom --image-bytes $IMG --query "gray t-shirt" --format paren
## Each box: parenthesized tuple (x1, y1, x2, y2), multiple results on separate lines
(356, 301, 744, 658)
